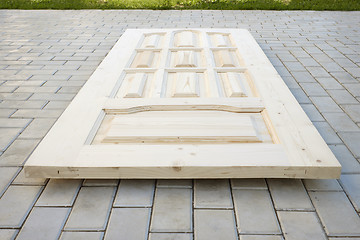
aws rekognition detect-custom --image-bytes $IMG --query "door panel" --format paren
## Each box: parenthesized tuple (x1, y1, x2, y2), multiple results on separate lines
(24, 29, 341, 179)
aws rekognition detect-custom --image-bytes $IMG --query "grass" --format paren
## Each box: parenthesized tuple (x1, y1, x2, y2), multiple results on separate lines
(0, 0, 359, 10)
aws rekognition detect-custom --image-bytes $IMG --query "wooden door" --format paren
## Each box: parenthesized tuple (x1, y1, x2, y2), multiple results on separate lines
(24, 29, 341, 179)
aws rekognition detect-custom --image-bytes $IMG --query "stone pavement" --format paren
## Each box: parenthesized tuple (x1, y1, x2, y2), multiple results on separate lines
(0, 10, 359, 240)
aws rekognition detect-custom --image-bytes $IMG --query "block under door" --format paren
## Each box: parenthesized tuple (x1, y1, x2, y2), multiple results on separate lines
(24, 29, 341, 179)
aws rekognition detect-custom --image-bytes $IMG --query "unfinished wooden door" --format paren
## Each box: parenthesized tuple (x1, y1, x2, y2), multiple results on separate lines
(24, 29, 341, 179)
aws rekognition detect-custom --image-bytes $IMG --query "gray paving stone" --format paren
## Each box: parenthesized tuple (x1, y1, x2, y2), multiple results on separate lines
(0, 128, 22, 151)
(344, 83, 360, 97)
(278, 211, 326, 240)
(231, 179, 267, 190)
(0, 185, 42, 227)
(0, 118, 31, 128)
(113, 179, 154, 207)
(0, 100, 46, 109)
(29, 93, 75, 101)
(59, 232, 104, 240)
(194, 210, 237, 240)
(0, 229, 18, 240)
(300, 104, 325, 121)
(19, 118, 57, 139)
(82, 179, 118, 187)
(0, 109, 15, 118)
(149, 233, 193, 240)
(233, 189, 280, 234)
(16, 207, 70, 240)
(338, 132, 360, 158)
(323, 112, 360, 132)
(313, 121, 342, 144)
(104, 208, 150, 240)
(240, 236, 283, 240)
(11, 109, 63, 118)
(310, 96, 343, 112)
(329, 144, 360, 173)
(268, 179, 313, 211)
(289, 88, 311, 104)
(12, 168, 47, 185)
(309, 191, 360, 236)
(151, 188, 192, 232)
(43, 100, 71, 109)
(194, 179, 232, 209)
(303, 179, 342, 191)
(307, 66, 331, 78)
(340, 174, 360, 211)
(316, 77, 343, 90)
(331, 72, 358, 84)
(157, 179, 192, 188)
(299, 82, 328, 96)
(36, 179, 82, 207)
(328, 90, 358, 104)
(0, 167, 19, 196)
(342, 105, 360, 123)
(64, 187, 115, 231)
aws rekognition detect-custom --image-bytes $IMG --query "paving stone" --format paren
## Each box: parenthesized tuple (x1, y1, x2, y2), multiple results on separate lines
(194, 179, 232, 209)
(0, 185, 42, 227)
(0, 229, 18, 240)
(300, 104, 325, 121)
(283, 61, 306, 72)
(297, 57, 319, 67)
(104, 208, 150, 240)
(11, 109, 63, 118)
(303, 179, 342, 191)
(231, 179, 267, 190)
(313, 121, 342, 144)
(343, 83, 360, 97)
(0, 139, 40, 166)
(82, 179, 118, 187)
(0, 128, 22, 151)
(29, 93, 75, 101)
(316, 77, 343, 90)
(338, 132, 360, 158)
(342, 105, 360, 123)
(328, 238, 360, 240)
(307, 66, 331, 78)
(310, 97, 343, 112)
(16, 207, 70, 240)
(267, 179, 313, 211)
(113, 179, 154, 207)
(0, 109, 16, 118)
(194, 210, 237, 240)
(0, 100, 46, 109)
(43, 100, 71, 109)
(331, 72, 358, 84)
(36, 179, 82, 207)
(0, 167, 19, 196)
(0, 118, 31, 128)
(309, 191, 360, 236)
(64, 187, 115, 231)
(278, 211, 326, 240)
(323, 112, 360, 132)
(149, 233, 193, 240)
(328, 90, 358, 104)
(329, 144, 360, 173)
(59, 232, 104, 240)
(157, 179, 192, 188)
(233, 189, 280, 234)
(299, 82, 328, 96)
(240, 236, 283, 240)
(290, 88, 311, 104)
(151, 188, 192, 232)
(19, 118, 57, 139)
(12, 168, 47, 185)
(340, 174, 360, 211)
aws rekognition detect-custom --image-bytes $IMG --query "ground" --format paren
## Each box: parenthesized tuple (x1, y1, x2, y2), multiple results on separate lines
(0, 10, 359, 240)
